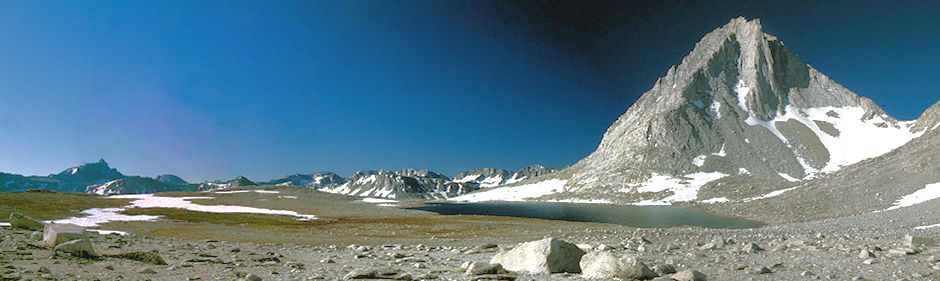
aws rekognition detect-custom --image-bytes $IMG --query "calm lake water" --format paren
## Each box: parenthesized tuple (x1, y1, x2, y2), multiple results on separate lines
(407, 202, 762, 229)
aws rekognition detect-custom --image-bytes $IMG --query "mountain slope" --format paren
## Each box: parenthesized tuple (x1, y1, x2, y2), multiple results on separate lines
(699, 101, 940, 223)
(87, 176, 197, 195)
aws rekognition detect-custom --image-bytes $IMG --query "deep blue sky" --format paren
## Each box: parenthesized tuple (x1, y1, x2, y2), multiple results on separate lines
(0, 1, 937, 182)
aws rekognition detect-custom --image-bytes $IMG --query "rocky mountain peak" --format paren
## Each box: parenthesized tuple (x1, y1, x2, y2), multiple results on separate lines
(557, 17, 925, 198)
(52, 159, 124, 184)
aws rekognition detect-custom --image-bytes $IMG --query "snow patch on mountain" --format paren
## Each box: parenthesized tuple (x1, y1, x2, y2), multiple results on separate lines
(449, 179, 568, 202)
(742, 186, 799, 202)
(886, 182, 940, 211)
(624, 172, 728, 205)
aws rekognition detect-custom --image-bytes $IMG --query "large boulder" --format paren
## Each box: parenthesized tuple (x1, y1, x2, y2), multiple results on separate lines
(580, 251, 657, 279)
(53, 238, 97, 258)
(490, 237, 585, 274)
(42, 223, 88, 248)
(9, 212, 44, 231)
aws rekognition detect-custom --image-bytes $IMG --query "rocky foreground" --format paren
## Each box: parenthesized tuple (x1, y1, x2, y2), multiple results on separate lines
(2, 207, 940, 281)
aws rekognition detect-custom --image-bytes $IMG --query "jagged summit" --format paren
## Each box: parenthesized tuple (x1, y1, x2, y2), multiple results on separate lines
(513, 17, 932, 203)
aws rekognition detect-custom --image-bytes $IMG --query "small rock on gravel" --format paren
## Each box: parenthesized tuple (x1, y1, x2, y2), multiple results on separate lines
(740, 243, 764, 253)
(465, 262, 507, 275)
(344, 268, 412, 280)
(671, 269, 706, 281)
(110, 250, 167, 265)
(652, 264, 677, 275)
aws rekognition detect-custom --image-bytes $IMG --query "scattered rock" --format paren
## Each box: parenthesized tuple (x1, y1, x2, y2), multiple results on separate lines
(754, 267, 772, 274)
(469, 275, 515, 281)
(888, 248, 919, 256)
(344, 268, 412, 280)
(466, 262, 507, 275)
(904, 235, 936, 247)
(730, 263, 747, 271)
(740, 243, 764, 253)
(490, 237, 584, 274)
(652, 264, 677, 275)
(110, 250, 167, 265)
(671, 269, 706, 281)
(53, 238, 97, 258)
(9, 213, 44, 231)
(38, 267, 50, 274)
(859, 249, 875, 258)
(139, 268, 157, 274)
(579, 251, 657, 280)
(862, 259, 879, 264)
(246, 273, 262, 281)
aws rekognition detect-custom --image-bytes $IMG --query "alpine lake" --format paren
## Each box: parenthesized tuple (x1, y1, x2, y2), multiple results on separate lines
(407, 201, 763, 229)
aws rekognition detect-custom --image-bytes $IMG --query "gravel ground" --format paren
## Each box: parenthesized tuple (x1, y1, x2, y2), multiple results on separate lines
(1, 197, 937, 281)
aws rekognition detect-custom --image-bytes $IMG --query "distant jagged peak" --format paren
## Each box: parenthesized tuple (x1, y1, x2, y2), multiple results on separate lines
(52, 158, 124, 184)
(395, 168, 448, 180)
(154, 174, 188, 185)
(230, 176, 257, 186)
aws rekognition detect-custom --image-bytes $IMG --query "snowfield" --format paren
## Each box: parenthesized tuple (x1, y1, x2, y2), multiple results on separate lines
(53, 194, 318, 228)
(886, 182, 940, 211)
(449, 179, 567, 202)
(622, 172, 728, 205)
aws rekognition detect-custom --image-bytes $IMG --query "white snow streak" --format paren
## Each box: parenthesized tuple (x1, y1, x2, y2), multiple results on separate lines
(701, 197, 730, 204)
(361, 198, 398, 203)
(914, 223, 940, 230)
(741, 186, 799, 202)
(778, 173, 799, 182)
(213, 190, 280, 194)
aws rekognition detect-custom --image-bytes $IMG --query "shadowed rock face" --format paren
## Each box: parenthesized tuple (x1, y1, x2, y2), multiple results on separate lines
(553, 17, 925, 197)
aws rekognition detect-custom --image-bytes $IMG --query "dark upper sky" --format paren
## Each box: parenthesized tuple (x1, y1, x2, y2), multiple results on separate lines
(0, 0, 937, 182)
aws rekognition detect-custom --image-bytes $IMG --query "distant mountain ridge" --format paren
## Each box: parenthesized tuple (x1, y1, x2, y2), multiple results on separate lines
(452, 165, 558, 188)
(0, 159, 549, 199)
